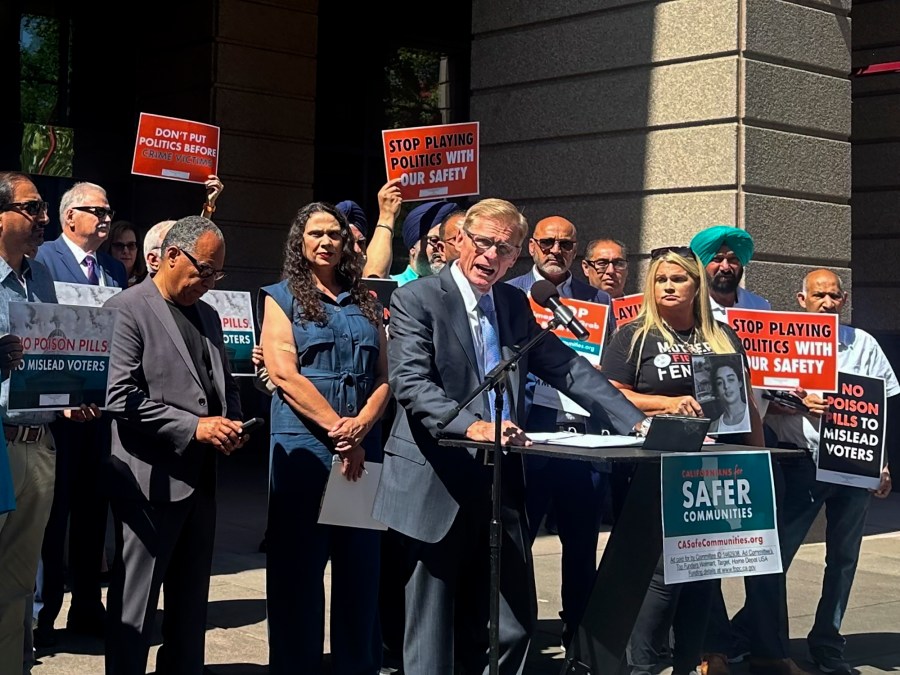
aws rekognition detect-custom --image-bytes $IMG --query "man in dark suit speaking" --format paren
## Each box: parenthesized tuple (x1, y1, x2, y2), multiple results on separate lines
(102, 215, 245, 675)
(373, 198, 647, 675)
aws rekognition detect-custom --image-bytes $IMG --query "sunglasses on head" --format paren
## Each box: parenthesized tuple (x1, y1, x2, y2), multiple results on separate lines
(532, 237, 576, 252)
(650, 245, 693, 260)
(1, 200, 49, 217)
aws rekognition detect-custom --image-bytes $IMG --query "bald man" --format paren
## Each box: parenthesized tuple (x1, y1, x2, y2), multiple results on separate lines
(506, 215, 613, 650)
(746, 270, 893, 675)
(438, 210, 465, 263)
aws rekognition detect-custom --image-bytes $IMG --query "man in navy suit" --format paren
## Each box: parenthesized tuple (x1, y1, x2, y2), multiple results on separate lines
(33, 182, 127, 644)
(506, 215, 614, 650)
(373, 200, 645, 674)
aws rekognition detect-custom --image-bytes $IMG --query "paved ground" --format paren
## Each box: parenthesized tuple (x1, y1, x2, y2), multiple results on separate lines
(31, 445, 900, 674)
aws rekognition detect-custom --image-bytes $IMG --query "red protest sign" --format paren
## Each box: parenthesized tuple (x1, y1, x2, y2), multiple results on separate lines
(528, 297, 609, 363)
(132, 113, 220, 184)
(612, 293, 643, 325)
(382, 122, 479, 202)
(726, 308, 838, 392)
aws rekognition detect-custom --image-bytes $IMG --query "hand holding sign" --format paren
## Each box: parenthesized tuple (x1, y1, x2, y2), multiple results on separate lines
(872, 467, 892, 499)
(0, 334, 24, 379)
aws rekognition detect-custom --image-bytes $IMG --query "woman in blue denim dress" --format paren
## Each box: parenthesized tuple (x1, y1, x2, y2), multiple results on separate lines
(259, 202, 391, 675)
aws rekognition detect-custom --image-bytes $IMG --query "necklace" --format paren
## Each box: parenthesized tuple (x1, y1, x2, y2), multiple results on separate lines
(665, 322, 697, 344)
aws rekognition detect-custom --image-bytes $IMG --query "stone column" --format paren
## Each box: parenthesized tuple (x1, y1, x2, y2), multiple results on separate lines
(471, 0, 852, 311)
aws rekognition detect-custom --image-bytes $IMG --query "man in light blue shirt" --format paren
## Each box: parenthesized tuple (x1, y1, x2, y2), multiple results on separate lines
(0, 171, 61, 674)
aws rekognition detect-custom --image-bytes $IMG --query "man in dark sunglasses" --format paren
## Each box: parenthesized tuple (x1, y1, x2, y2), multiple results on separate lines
(35, 181, 128, 290)
(32, 181, 128, 647)
(0, 171, 60, 672)
(507, 215, 615, 651)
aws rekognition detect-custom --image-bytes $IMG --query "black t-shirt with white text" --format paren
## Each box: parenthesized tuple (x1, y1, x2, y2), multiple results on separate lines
(601, 321, 744, 397)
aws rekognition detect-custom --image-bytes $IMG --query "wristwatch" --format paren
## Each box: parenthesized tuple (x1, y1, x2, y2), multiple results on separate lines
(635, 417, 652, 437)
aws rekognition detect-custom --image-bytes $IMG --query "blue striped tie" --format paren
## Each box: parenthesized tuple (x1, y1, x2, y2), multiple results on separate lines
(478, 294, 510, 421)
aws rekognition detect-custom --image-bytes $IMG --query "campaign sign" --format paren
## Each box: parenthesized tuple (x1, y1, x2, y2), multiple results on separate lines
(726, 308, 838, 392)
(661, 451, 781, 584)
(132, 112, 220, 184)
(612, 293, 643, 325)
(382, 122, 479, 201)
(528, 297, 609, 414)
(8, 302, 118, 411)
(54, 282, 121, 308)
(816, 373, 886, 490)
(200, 290, 256, 376)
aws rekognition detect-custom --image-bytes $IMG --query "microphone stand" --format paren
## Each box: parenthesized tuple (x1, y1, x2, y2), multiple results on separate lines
(436, 320, 560, 675)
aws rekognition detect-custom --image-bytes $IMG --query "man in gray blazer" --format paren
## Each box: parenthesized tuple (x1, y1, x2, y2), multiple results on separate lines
(373, 198, 647, 675)
(103, 215, 245, 675)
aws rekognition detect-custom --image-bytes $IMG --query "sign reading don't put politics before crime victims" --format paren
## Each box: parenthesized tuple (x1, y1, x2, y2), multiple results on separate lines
(132, 112, 220, 184)
(8, 302, 118, 411)
(382, 122, 479, 201)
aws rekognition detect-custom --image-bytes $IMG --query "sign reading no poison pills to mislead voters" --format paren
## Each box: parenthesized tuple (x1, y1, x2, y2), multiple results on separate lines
(8, 302, 118, 411)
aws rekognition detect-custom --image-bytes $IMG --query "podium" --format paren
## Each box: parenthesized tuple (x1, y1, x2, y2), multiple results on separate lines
(439, 438, 804, 674)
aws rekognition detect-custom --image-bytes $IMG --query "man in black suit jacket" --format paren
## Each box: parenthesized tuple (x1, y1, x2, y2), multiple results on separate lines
(373, 199, 646, 675)
(103, 216, 244, 675)
(506, 215, 615, 650)
(33, 181, 127, 643)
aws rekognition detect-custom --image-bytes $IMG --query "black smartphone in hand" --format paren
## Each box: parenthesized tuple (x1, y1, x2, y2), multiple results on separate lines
(241, 417, 264, 434)
(762, 390, 808, 412)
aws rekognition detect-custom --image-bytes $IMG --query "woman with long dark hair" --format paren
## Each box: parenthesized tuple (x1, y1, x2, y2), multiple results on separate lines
(259, 202, 390, 674)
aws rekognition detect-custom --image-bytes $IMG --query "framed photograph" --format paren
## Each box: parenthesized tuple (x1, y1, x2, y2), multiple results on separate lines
(692, 353, 751, 436)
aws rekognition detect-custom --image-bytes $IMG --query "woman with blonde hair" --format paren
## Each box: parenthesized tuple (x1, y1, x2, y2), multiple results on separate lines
(601, 245, 762, 675)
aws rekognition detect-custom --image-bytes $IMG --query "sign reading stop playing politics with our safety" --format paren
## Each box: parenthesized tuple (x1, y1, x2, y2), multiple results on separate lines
(382, 122, 479, 202)
(131, 113, 220, 184)
(726, 308, 838, 392)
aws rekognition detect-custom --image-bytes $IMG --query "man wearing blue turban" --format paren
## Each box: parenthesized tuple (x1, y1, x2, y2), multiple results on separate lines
(390, 200, 458, 286)
(335, 199, 369, 262)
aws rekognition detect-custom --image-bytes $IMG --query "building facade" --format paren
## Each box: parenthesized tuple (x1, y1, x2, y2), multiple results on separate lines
(2, 0, 898, 355)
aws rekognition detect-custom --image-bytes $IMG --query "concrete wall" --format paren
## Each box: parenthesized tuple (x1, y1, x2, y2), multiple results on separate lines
(852, 0, 900, 335)
(470, 0, 853, 309)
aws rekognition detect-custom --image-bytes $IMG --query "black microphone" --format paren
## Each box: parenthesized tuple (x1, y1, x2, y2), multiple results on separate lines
(531, 280, 591, 341)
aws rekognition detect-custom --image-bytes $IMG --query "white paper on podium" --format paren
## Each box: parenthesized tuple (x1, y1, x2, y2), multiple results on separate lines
(525, 432, 644, 448)
(317, 457, 388, 530)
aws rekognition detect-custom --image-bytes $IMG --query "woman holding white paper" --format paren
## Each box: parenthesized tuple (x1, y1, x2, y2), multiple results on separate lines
(259, 202, 390, 675)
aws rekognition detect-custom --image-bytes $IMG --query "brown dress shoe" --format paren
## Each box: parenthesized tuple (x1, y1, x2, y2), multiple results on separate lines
(749, 656, 807, 675)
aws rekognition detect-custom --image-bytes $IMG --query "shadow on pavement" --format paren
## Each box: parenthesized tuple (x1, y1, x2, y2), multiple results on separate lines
(207, 598, 267, 630)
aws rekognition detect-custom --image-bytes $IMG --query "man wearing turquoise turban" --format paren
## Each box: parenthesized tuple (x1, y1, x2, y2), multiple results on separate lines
(689, 225, 770, 322)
